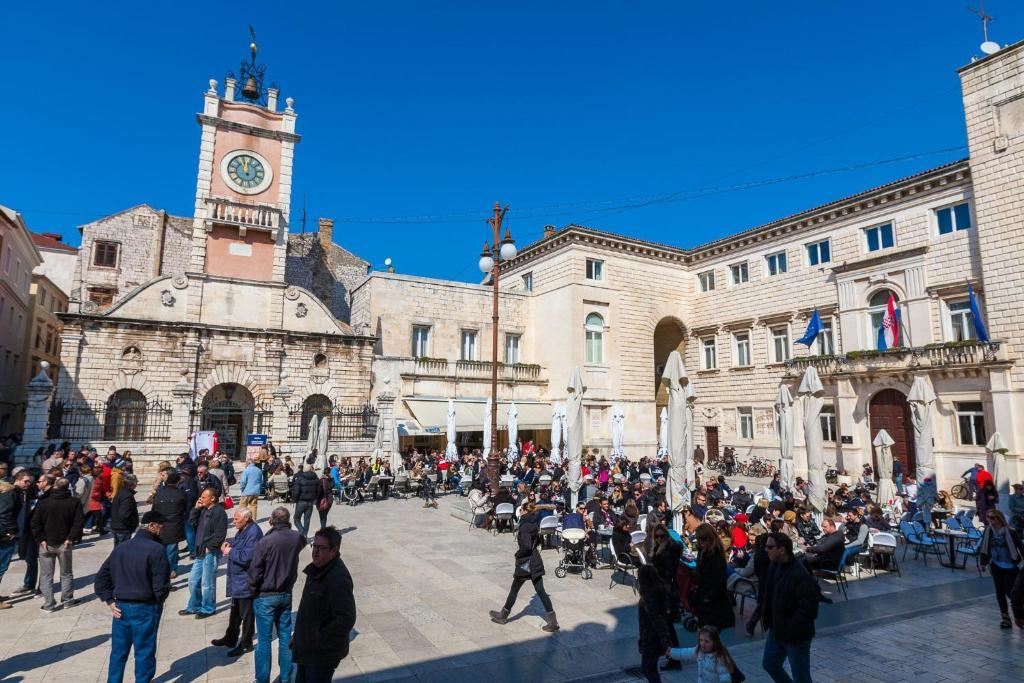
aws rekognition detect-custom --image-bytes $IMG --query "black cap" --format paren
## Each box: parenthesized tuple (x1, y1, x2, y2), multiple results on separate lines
(141, 511, 167, 525)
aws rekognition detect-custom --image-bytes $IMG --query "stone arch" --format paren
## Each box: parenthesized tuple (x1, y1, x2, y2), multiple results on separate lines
(865, 281, 907, 306)
(100, 371, 161, 404)
(197, 365, 265, 403)
(653, 315, 688, 407)
(851, 378, 913, 423)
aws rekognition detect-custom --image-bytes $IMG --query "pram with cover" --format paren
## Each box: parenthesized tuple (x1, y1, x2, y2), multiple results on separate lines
(555, 528, 592, 579)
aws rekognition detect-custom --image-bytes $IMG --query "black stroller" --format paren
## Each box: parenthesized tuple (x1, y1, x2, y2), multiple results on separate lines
(555, 528, 592, 579)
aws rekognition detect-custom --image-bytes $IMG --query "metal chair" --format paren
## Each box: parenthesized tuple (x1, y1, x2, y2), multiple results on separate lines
(494, 503, 516, 535)
(392, 474, 410, 499)
(954, 538, 984, 574)
(609, 536, 640, 593)
(898, 521, 943, 564)
(866, 532, 901, 576)
(729, 576, 758, 615)
(539, 514, 561, 549)
(814, 545, 858, 601)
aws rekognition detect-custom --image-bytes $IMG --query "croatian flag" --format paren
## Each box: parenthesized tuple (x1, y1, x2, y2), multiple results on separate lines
(876, 294, 901, 350)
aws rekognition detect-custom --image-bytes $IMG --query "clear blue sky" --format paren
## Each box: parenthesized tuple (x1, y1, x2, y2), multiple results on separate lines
(3, 2, 1021, 281)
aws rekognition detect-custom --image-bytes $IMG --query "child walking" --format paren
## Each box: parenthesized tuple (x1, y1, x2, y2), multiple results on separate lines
(666, 624, 743, 682)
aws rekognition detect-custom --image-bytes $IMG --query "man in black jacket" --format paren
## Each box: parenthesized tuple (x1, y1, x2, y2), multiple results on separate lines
(291, 465, 320, 543)
(0, 472, 33, 609)
(802, 517, 845, 571)
(110, 474, 140, 546)
(30, 478, 83, 611)
(95, 510, 170, 683)
(761, 532, 819, 683)
(179, 489, 227, 618)
(292, 526, 356, 682)
(249, 506, 306, 683)
(152, 470, 188, 578)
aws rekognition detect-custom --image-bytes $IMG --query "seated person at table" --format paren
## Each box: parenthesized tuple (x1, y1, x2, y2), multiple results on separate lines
(611, 518, 643, 566)
(636, 485, 659, 515)
(621, 499, 641, 531)
(609, 484, 627, 509)
(593, 496, 617, 529)
(781, 510, 802, 549)
(580, 474, 598, 502)
(803, 517, 845, 571)
(731, 485, 754, 512)
(690, 491, 709, 520)
(844, 509, 869, 548)
(864, 505, 891, 531)
(795, 507, 821, 546)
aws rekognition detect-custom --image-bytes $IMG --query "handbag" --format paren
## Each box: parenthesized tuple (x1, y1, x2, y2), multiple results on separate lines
(223, 496, 234, 510)
(317, 481, 331, 512)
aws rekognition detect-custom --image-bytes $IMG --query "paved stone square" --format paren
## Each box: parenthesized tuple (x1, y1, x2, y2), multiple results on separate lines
(1, 489, 1022, 682)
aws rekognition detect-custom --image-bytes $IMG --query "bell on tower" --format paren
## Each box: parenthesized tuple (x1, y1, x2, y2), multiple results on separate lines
(228, 25, 277, 106)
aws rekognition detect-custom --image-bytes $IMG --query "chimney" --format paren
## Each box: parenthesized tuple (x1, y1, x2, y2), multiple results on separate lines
(318, 218, 334, 249)
(543, 225, 557, 239)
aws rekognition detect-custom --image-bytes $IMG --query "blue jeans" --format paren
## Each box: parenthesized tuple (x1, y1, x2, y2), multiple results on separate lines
(164, 544, 179, 574)
(0, 538, 15, 588)
(108, 601, 161, 683)
(294, 503, 313, 541)
(186, 551, 220, 615)
(255, 593, 293, 683)
(762, 630, 812, 683)
(184, 522, 196, 558)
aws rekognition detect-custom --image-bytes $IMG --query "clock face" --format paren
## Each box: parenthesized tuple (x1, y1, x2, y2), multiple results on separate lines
(221, 150, 273, 195)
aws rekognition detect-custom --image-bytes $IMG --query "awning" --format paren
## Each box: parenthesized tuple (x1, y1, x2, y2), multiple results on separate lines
(403, 399, 552, 432)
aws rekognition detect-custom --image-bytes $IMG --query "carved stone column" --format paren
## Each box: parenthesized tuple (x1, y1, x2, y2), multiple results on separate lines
(15, 367, 54, 466)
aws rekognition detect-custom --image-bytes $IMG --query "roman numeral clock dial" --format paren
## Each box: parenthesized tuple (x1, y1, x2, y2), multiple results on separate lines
(221, 150, 273, 195)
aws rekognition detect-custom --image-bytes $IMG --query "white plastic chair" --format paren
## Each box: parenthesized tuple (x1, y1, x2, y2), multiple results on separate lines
(630, 530, 647, 546)
(539, 515, 561, 549)
(640, 473, 652, 484)
(866, 531, 900, 576)
(494, 503, 515, 535)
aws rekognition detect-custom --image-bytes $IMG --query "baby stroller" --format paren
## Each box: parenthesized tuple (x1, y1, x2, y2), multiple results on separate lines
(555, 528, 593, 580)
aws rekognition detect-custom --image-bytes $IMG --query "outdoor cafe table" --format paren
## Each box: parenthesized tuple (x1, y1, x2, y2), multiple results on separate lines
(930, 527, 968, 569)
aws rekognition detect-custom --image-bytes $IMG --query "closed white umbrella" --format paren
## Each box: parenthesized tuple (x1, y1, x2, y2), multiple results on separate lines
(506, 402, 519, 464)
(685, 383, 696, 488)
(315, 417, 330, 472)
(662, 350, 691, 528)
(549, 403, 563, 466)
(390, 419, 403, 473)
(566, 368, 587, 508)
(445, 399, 459, 463)
(372, 419, 384, 462)
(658, 407, 668, 457)
(986, 432, 1010, 513)
(872, 429, 898, 505)
(611, 405, 625, 462)
(482, 398, 492, 462)
(306, 414, 320, 459)
(775, 384, 796, 492)
(799, 366, 827, 519)
(907, 376, 937, 482)
(560, 403, 569, 466)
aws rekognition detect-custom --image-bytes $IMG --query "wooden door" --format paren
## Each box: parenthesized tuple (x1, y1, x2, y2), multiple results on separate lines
(705, 427, 719, 462)
(869, 389, 917, 476)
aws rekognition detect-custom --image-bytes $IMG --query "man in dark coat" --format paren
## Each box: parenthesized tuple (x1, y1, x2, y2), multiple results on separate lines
(180, 488, 227, 618)
(0, 472, 33, 609)
(488, 507, 559, 632)
(291, 465, 320, 543)
(761, 532, 819, 683)
(30, 477, 83, 611)
(802, 517, 845, 571)
(110, 474, 140, 546)
(152, 469, 188, 577)
(95, 511, 170, 683)
(291, 526, 357, 681)
(212, 507, 263, 656)
(177, 465, 200, 558)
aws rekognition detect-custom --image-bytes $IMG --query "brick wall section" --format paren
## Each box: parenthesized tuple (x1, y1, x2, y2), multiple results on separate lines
(285, 227, 369, 323)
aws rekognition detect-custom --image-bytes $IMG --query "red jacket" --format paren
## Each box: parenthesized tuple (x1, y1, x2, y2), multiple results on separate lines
(90, 477, 109, 512)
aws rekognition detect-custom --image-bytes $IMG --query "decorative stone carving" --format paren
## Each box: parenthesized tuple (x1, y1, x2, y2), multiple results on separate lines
(82, 300, 98, 314)
(172, 274, 189, 290)
(284, 286, 300, 301)
(161, 290, 176, 307)
(119, 345, 144, 375)
(295, 302, 308, 318)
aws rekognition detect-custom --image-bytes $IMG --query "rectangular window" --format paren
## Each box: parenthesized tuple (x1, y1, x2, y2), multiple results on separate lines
(87, 287, 116, 310)
(737, 407, 754, 439)
(585, 259, 604, 281)
(765, 251, 788, 276)
(45, 331, 53, 355)
(698, 270, 715, 292)
(956, 402, 986, 446)
(3, 245, 10, 273)
(806, 239, 831, 266)
(817, 319, 835, 355)
(411, 325, 430, 358)
(34, 328, 42, 349)
(771, 326, 790, 363)
(505, 334, 521, 364)
(864, 223, 895, 252)
(948, 300, 976, 342)
(733, 332, 751, 367)
(93, 240, 120, 268)
(701, 337, 717, 370)
(730, 262, 749, 285)
(460, 330, 477, 361)
(40, 290, 47, 309)
(937, 202, 972, 235)
(521, 272, 533, 292)
(820, 405, 837, 442)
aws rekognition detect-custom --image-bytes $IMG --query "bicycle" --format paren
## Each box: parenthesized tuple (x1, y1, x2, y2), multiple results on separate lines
(950, 475, 971, 501)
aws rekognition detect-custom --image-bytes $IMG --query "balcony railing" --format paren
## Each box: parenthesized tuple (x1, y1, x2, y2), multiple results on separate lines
(403, 357, 543, 382)
(207, 197, 282, 235)
(785, 340, 1004, 377)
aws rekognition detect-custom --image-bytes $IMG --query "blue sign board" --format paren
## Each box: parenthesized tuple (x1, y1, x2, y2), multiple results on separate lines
(247, 434, 269, 446)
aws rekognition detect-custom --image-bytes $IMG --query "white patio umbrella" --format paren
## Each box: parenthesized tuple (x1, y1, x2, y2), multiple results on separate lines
(657, 407, 668, 457)
(482, 398, 493, 462)
(560, 403, 569, 466)
(315, 417, 330, 472)
(611, 405, 625, 462)
(445, 399, 459, 463)
(986, 432, 1010, 513)
(371, 419, 384, 462)
(907, 376, 937, 483)
(566, 368, 587, 508)
(506, 402, 519, 464)
(799, 366, 827, 519)
(549, 403, 563, 466)
(775, 384, 796, 492)
(390, 419, 403, 473)
(873, 429, 898, 505)
(685, 383, 696, 488)
(662, 350, 691, 529)
(306, 414, 320, 459)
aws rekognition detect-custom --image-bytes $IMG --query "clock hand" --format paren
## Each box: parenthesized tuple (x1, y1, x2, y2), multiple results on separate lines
(242, 159, 250, 174)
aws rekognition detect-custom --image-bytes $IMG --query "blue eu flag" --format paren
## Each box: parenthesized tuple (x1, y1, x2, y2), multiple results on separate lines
(968, 283, 990, 343)
(797, 309, 823, 347)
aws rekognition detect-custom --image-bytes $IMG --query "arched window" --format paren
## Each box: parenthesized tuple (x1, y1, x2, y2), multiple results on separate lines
(868, 289, 900, 348)
(585, 313, 604, 364)
(300, 394, 333, 440)
(104, 389, 147, 441)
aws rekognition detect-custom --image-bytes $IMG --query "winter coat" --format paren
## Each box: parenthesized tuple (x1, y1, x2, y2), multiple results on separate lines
(248, 524, 306, 595)
(512, 512, 545, 579)
(89, 476, 109, 513)
(94, 529, 170, 605)
(291, 471, 320, 503)
(637, 593, 672, 654)
(109, 488, 139, 534)
(239, 463, 263, 497)
(761, 558, 819, 644)
(291, 556, 357, 666)
(152, 485, 188, 544)
(30, 488, 84, 546)
(189, 503, 228, 558)
(692, 548, 735, 630)
(0, 483, 18, 539)
(225, 521, 264, 598)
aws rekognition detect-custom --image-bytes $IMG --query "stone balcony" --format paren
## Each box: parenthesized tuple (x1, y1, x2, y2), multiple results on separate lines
(784, 340, 1009, 380)
(207, 197, 283, 238)
(398, 357, 546, 384)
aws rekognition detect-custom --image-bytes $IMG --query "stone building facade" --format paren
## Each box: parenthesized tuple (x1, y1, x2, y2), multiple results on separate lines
(284, 218, 369, 322)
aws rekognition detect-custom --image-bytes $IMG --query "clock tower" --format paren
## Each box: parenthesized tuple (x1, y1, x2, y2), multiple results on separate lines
(188, 37, 299, 289)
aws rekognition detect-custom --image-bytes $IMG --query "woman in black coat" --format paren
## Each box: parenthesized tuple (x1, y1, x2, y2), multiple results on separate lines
(152, 469, 188, 576)
(488, 504, 559, 633)
(691, 523, 735, 631)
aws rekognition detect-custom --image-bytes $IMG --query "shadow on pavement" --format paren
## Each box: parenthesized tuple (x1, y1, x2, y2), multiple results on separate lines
(0, 634, 109, 681)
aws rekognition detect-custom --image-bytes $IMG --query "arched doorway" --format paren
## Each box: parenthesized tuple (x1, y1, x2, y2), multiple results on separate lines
(300, 394, 332, 440)
(869, 388, 917, 476)
(200, 383, 270, 459)
(653, 316, 688, 447)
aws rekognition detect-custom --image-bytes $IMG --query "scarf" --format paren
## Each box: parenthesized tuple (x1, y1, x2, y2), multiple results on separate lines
(980, 526, 1022, 566)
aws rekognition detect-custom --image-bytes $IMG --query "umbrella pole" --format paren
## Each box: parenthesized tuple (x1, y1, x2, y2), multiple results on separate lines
(570, 491, 578, 509)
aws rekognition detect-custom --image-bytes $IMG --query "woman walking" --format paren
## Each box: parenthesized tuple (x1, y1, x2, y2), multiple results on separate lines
(317, 468, 335, 529)
(692, 523, 736, 632)
(636, 564, 673, 683)
(488, 503, 559, 632)
(979, 509, 1024, 629)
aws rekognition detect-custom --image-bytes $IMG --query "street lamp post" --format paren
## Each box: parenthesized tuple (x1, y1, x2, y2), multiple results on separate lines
(479, 202, 516, 495)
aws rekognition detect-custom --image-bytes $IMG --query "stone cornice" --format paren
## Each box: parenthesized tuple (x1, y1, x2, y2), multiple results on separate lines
(196, 114, 301, 144)
(830, 245, 929, 275)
